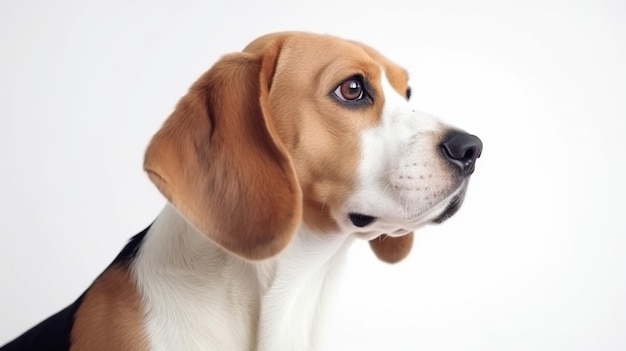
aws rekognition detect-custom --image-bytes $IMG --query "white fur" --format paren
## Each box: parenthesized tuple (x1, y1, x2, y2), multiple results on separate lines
(344, 72, 467, 240)
(132, 72, 463, 350)
(133, 204, 353, 351)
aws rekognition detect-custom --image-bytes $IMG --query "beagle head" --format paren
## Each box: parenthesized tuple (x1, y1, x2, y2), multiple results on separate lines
(144, 32, 482, 263)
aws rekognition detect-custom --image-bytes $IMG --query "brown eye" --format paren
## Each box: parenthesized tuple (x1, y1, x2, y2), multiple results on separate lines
(334, 78, 364, 101)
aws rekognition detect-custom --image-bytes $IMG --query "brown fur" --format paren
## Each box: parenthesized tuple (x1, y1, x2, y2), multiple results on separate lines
(247, 33, 409, 235)
(369, 233, 414, 264)
(71, 265, 149, 351)
(145, 31, 414, 261)
(144, 37, 302, 261)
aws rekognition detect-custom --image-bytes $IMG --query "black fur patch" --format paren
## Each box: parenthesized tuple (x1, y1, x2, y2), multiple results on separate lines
(0, 226, 150, 351)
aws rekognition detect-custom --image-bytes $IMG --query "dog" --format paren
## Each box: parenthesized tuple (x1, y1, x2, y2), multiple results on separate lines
(1, 31, 482, 351)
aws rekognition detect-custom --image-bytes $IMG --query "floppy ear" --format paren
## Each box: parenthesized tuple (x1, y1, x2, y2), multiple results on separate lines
(144, 38, 302, 260)
(369, 233, 414, 264)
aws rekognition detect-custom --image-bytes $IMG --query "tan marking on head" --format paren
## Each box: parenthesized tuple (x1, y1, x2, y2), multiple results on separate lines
(246, 32, 411, 233)
(71, 265, 148, 351)
(355, 42, 410, 99)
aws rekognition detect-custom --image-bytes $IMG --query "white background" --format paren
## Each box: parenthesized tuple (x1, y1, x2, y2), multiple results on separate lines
(1, 0, 625, 350)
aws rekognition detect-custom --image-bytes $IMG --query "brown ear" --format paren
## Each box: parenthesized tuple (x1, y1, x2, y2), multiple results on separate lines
(144, 38, 302, 260)
(369, 233, 414, 264)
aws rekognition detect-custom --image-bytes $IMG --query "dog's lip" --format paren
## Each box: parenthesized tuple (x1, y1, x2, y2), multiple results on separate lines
(431, 190, 466, 224)
(351, 185, 468, 230)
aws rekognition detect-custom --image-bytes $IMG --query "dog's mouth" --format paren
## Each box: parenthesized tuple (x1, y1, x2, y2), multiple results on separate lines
(348, 184, 468, 238)
(349, 195, 464, 228)
(348, 213, 377, 227)
(431, 192, 465, 224)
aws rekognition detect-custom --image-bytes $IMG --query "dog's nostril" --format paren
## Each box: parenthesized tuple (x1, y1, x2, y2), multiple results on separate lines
(441, 131, 483, 175)
(349, 213, 376, 227)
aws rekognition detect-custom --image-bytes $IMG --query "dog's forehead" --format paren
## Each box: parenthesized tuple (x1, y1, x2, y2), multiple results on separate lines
(287, 33, 408, 85)
(249, 32, 409, 95)
(344, 39, 409, 87)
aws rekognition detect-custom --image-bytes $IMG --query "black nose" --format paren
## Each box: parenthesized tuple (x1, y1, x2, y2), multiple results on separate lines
(441, 131, 483, 175)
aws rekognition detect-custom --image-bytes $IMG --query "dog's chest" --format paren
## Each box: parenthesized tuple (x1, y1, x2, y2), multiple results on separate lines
(132, 205, 352, 351)
(134, 261, 259, 350)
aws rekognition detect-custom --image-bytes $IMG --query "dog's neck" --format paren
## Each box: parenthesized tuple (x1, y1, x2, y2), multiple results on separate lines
(132, 204, 354, 351)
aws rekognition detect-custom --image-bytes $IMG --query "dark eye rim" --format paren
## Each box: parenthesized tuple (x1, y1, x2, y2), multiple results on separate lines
(330, 75, 374, 107)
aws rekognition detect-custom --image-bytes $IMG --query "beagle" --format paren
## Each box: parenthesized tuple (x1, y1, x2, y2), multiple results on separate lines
(2, 31, 482, 351)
